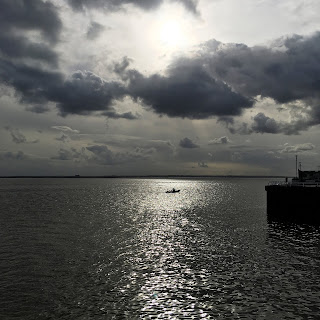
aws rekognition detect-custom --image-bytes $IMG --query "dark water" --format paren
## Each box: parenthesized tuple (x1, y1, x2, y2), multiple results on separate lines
(0, 178, 319, 319)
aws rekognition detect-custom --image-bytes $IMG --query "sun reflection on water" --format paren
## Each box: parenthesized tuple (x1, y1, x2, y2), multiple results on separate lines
(118, 179, 219, 318)
(85, 178, 271, 318)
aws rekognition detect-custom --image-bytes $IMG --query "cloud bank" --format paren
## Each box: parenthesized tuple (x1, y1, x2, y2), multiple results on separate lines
(126, 64, 253, 119)
(199, 34, 320, 133)
(1, 0, 320, 136)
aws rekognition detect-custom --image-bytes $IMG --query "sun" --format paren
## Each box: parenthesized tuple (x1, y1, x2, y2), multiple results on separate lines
(159, 20, 184, 48)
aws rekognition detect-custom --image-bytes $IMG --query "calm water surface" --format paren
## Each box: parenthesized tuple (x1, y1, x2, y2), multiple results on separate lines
(0, 178, 319, 319)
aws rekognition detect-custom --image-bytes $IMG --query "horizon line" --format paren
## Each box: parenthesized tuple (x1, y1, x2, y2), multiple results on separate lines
(0, 175, 289, 179)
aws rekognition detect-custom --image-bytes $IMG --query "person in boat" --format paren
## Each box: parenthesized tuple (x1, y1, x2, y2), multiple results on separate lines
(172, 188, 175, 192)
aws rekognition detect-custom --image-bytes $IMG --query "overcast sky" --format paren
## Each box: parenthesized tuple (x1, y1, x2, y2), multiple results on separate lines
(1, 0, 320, 176)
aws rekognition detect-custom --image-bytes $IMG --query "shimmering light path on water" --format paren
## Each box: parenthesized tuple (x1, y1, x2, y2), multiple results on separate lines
(0, 178, 319, 319)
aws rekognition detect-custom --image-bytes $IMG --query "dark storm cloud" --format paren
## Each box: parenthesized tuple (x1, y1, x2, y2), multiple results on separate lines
(3, 53, 253, 119)
(127, 63, 253, 119)
(227, 112, 313, 135)
(251, 113, 280, 134)
(0, 0, 62, 44)
(0, 60, 64, 104)
(52, 71, 126, 116)
(0, 34, 58, 67)
(199, 33, 320, 132)
(68, 0, 198, 14)
(0, 0, 61, 77)
(0, 0, 63, 117)
(15, 45, 313, 123)
(179, 137, 199, 148)
(202, 35, 320, 103)
(0, 63, 126, 116)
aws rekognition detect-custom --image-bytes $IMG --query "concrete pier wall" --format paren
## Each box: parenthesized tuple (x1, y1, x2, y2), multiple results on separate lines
(265, 185, 320, 224)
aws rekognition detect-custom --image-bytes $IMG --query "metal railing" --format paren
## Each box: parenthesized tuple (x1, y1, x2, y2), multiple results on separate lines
(267, 181, 320, 187)
(267, 181, 288, 186)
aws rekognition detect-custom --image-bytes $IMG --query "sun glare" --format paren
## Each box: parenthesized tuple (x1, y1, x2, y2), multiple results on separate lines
(159, 20, 184, 48)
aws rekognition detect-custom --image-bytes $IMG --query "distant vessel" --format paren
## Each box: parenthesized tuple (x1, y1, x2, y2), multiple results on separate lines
(166, 188, 180, 193)
(265, 167, 320, 224)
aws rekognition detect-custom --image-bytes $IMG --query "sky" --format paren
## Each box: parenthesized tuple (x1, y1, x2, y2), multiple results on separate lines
(1, 0, 320, 176)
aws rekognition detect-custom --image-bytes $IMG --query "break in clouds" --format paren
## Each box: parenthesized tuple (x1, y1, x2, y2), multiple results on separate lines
(1, 1, 320, 135)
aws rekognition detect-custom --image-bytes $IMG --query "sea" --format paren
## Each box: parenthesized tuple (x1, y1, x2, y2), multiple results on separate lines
(0, 177, 319, 319)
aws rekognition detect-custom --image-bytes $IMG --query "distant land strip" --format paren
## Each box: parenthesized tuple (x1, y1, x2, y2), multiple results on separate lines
(0, 175, 288, 179)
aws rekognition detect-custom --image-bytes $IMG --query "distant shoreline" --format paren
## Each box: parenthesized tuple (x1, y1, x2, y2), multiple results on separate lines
(0, 175, 288, 179)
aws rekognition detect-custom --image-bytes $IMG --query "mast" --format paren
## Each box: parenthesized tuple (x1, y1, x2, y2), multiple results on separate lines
(295, 155, 298, 178)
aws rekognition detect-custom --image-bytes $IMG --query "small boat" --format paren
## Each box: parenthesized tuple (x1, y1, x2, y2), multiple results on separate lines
(166, 188, 180, 193)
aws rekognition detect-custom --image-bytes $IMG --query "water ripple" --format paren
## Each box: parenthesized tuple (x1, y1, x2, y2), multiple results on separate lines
(0, 178, 319, 319)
